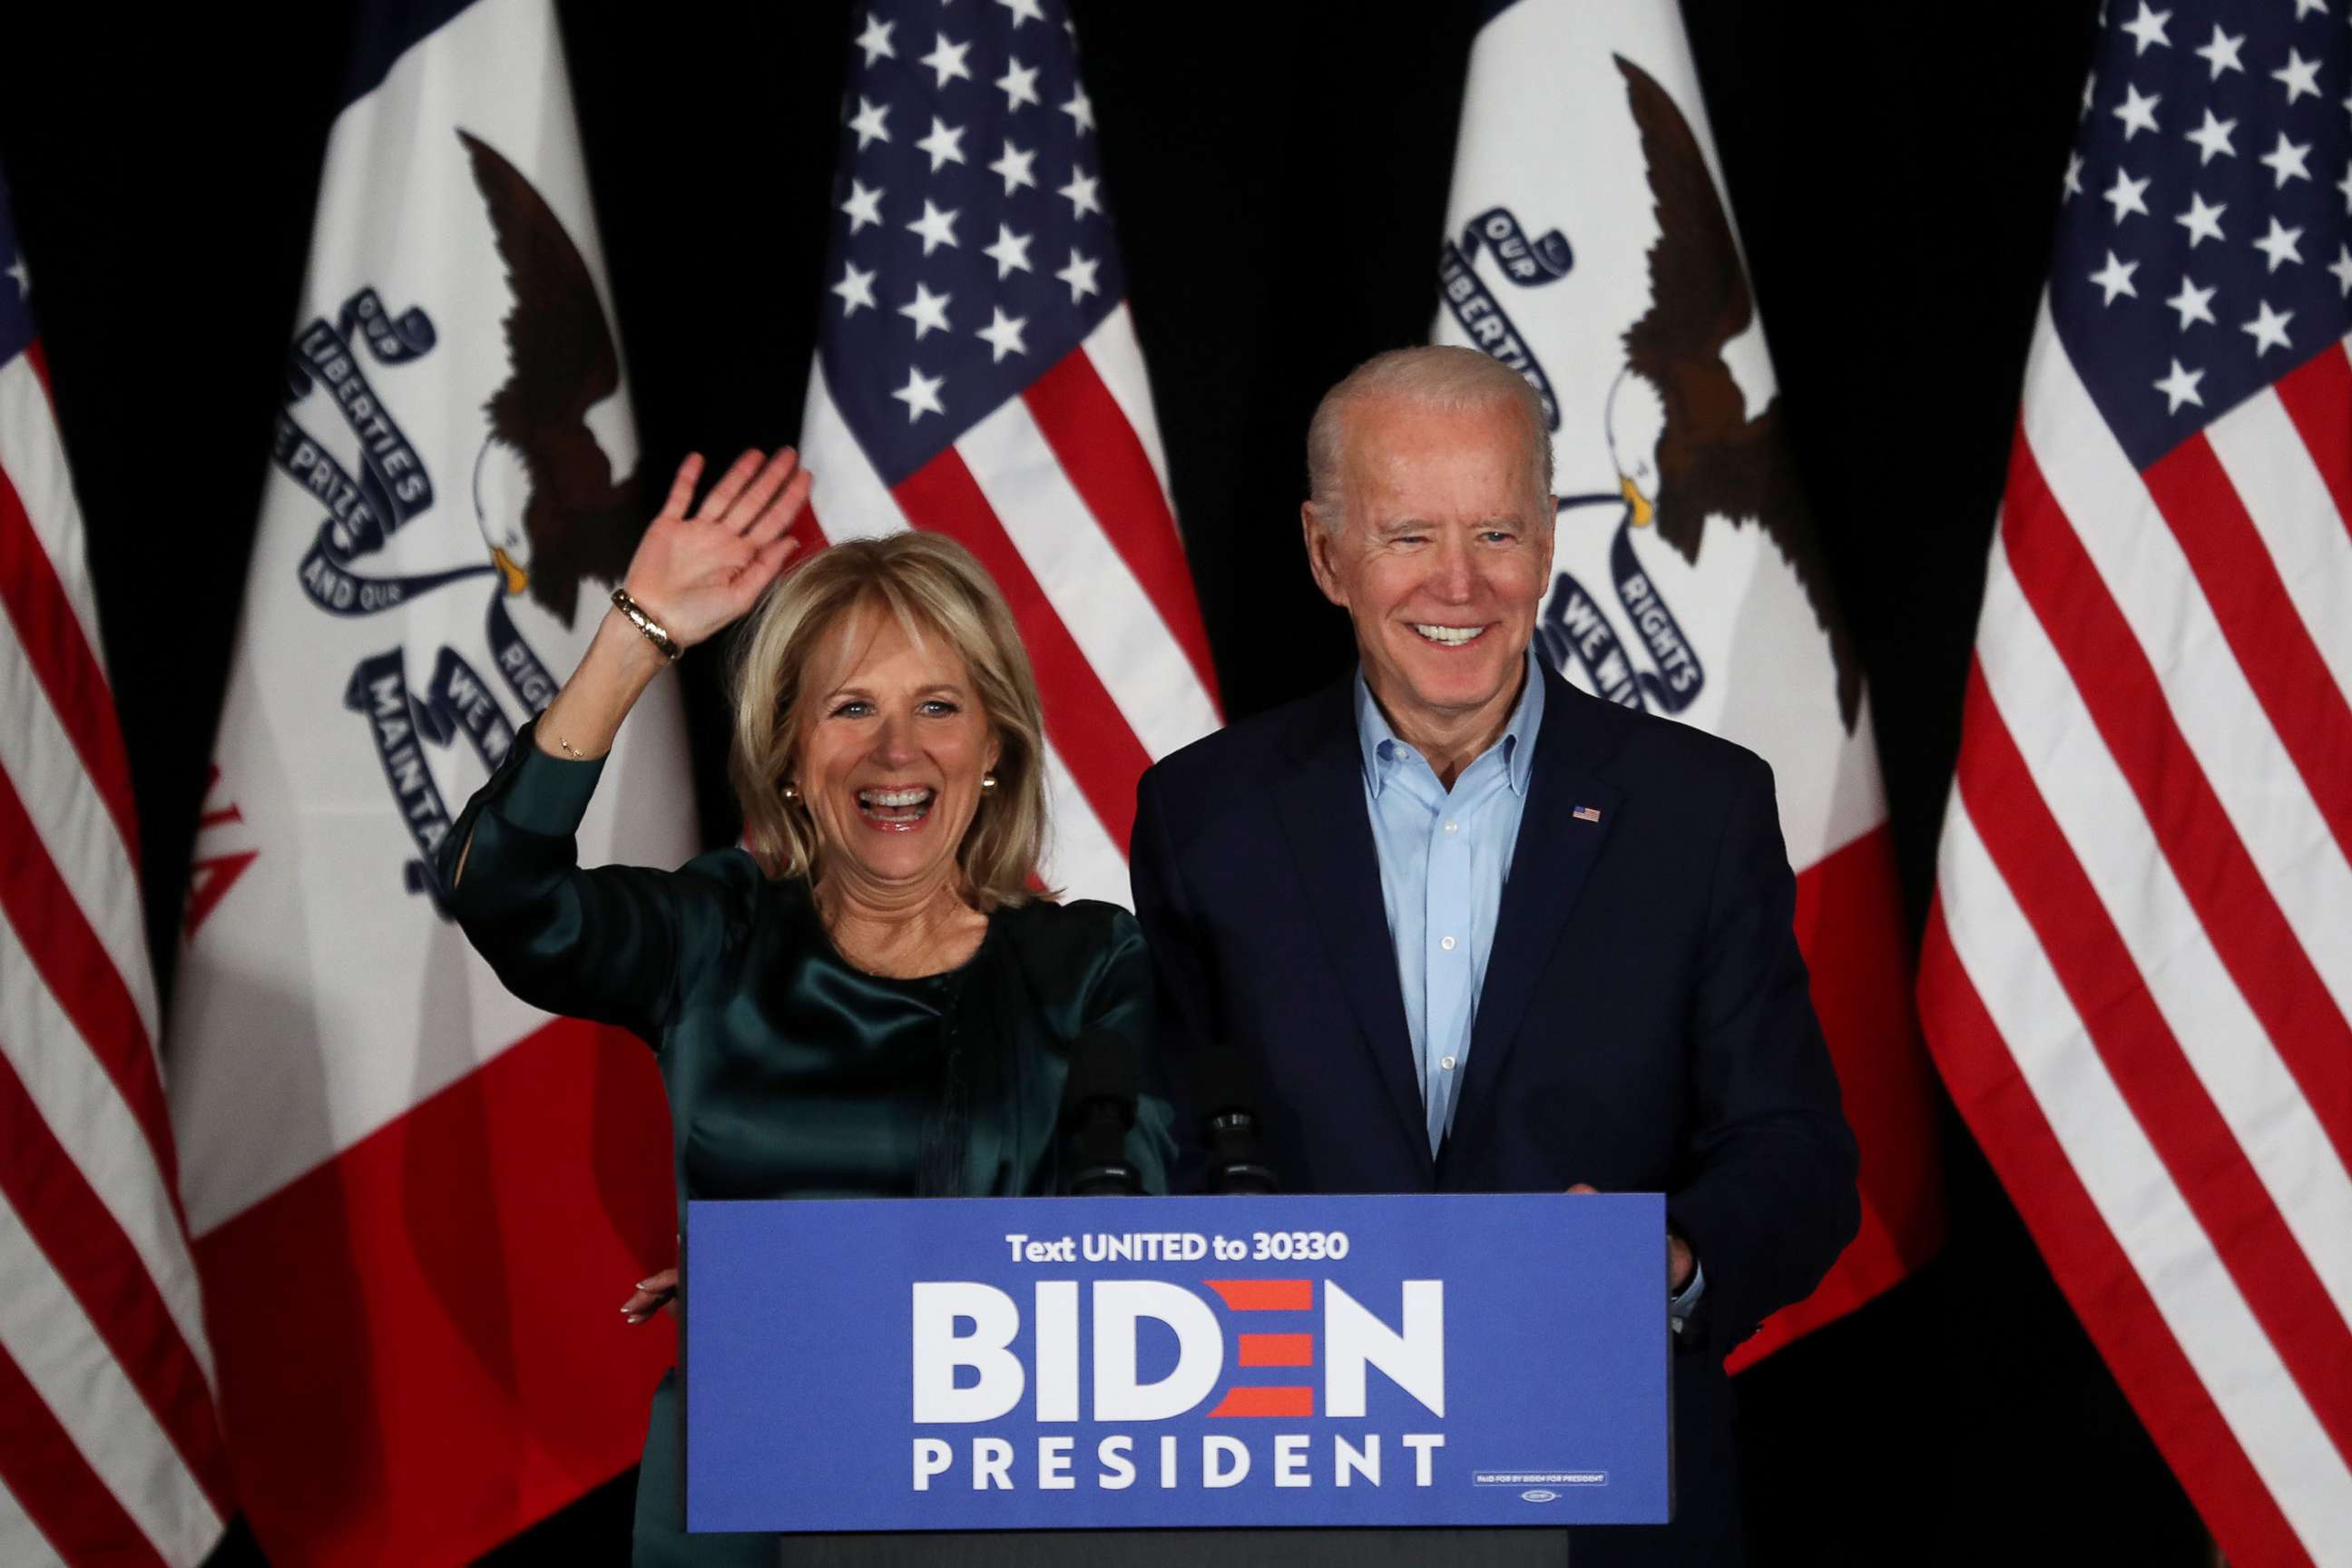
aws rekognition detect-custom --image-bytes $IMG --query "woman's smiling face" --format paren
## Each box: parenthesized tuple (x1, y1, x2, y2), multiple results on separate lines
(794, 604, 999, 900)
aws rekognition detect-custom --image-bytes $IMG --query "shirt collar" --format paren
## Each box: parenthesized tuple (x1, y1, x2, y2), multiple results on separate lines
(1355, 647, 1546, 799)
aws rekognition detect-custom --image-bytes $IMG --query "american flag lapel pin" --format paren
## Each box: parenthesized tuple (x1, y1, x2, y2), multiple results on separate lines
(1573, 805, 1602, 824)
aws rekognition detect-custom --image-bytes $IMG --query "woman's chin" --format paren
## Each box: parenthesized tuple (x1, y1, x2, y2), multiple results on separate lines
(820, 812, 974, 894)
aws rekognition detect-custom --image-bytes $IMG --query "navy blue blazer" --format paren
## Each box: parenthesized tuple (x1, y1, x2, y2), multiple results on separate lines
(1131, 660, 1859, 1564)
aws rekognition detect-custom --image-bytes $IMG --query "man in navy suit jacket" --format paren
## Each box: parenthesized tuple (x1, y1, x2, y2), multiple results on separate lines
(1131, 347, 1857, 1566)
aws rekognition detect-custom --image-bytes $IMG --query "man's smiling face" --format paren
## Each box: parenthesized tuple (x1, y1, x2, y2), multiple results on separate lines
(1305, 394, 1553, 746)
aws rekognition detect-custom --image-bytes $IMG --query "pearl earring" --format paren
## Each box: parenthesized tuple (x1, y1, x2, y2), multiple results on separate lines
(780, 781, 799, 801)
(980, 772, 998, 791)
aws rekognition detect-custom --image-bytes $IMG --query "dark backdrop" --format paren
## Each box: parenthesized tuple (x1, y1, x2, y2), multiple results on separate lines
(5, 2, 2198, 1563)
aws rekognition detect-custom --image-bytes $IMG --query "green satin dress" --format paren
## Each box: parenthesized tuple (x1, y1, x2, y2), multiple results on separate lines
(438, 720, 1176, 1566)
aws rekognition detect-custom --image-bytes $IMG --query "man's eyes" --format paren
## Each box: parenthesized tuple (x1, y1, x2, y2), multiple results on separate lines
(1383, 529, 1521, 546)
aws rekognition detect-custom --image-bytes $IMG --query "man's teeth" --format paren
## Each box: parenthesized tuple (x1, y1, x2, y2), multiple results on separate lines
(1412, 623, 1487, 646)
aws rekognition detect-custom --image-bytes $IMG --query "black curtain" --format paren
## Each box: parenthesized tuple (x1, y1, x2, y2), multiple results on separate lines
(4, 2, 2202, 1562)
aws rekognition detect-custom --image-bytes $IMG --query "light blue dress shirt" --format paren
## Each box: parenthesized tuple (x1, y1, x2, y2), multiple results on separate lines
(1354, 651, 1705, 1323)
(1354, 649, 1545, 1158)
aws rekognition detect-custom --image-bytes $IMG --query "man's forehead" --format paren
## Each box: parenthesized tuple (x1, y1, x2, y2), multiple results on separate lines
(1348, 391, 1519, 438)
(1348, 398, 1532, 468)
(1345, 408, 1544, 505)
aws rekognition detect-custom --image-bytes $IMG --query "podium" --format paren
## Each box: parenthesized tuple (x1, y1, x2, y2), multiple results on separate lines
(684, 1192, 1670, 1559)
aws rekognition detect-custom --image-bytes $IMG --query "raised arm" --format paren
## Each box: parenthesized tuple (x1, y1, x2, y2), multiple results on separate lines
(515, 446, 811, 774)
(436, 446, 812, 1041)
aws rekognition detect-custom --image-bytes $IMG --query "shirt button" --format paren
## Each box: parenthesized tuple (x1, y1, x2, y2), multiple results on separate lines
(1440, 1055, 1457, 1071)
(1440, 936, 1456, 952)
(1443, 820, 1458, 834)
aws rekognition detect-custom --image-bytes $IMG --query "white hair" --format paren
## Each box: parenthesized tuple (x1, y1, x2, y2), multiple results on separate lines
(1304, 345, 1554, 533)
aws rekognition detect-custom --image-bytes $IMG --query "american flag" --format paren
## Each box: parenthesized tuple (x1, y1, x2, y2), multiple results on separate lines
(1920, 4, 2352, 1563)
(0, 177, 230, 1562)
(797, 0, 1220, 904)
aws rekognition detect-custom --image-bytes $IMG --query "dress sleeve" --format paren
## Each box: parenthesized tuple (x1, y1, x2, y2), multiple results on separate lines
(434, 716, 718, 1046)
(1078, 906, 1182, 1197)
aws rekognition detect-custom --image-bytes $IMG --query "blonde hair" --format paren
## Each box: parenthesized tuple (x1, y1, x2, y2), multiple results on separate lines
(729, 532, 1052, 909)
(1304, 344, 1553, 531)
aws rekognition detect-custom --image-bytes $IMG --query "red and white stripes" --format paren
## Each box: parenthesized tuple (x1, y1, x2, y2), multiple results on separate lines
(0, 348, 230, 1563)
(800, 303, 1221, 908)
(1923, 301, 2352, 1567)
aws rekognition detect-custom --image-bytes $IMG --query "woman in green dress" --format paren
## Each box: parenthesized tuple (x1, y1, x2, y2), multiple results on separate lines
(436, 446, 1177, 1565)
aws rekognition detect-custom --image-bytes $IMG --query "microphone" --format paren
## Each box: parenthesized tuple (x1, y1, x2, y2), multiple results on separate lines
(1062, 1029, 1141, 1197)
(1195, 1048, 1278, 1196)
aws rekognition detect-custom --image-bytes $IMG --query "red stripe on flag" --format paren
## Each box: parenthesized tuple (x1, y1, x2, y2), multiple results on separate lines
(1207, 1386, 1315, 1418)
(0, 763, 179, 1205)
(1919, 905, 2316, 1568)
(0, 1045, 233, 1518)
(2142, 434, 2352, 864)
(1730, 825, 1943, 1372)
(2001, 436, 2352, 1171)
(2272, 343, 2352, 547)
(0, 1340, 171, 1568)
(195, 1015, 678, 1568)
(1954, 659, 2352, 1467)
(1237, 1333, 1314, 1367)
(1203, 1279, 1312, 1311)
(0, 463, 142, 867)
(1022, 352, 1222, 706)
(894, 447, 1152, 852)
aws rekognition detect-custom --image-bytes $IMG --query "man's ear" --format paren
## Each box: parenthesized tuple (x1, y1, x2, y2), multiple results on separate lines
(1301, 503, 1348, 609)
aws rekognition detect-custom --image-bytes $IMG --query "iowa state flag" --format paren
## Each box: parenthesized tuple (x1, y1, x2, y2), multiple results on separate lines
(165, 2, 686, 1561)
(1433, 0, 1943, 1367)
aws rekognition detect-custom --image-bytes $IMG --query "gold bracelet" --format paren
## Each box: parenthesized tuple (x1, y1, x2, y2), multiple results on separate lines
(611, 588, 682, 663)
(551, 731, 587, 761)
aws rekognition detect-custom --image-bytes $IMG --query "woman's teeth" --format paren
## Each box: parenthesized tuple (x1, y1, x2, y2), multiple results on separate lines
(1413, 623, 1487, 646)
(857, 787, 936, 825)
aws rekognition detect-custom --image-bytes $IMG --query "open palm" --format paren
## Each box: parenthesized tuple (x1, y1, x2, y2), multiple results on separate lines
(621, 447, 813, 650)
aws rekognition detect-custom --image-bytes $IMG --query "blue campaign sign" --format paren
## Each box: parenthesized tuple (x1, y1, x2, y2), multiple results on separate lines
(686, 1192, 1669, 1533)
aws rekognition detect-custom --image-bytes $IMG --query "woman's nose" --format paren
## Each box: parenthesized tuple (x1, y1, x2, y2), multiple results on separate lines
(869, 714, 917, 767)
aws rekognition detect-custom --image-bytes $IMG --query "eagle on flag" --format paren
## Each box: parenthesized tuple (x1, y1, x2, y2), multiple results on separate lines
(462, 127, 642, 627)
(1602, 54, 1861, 730)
